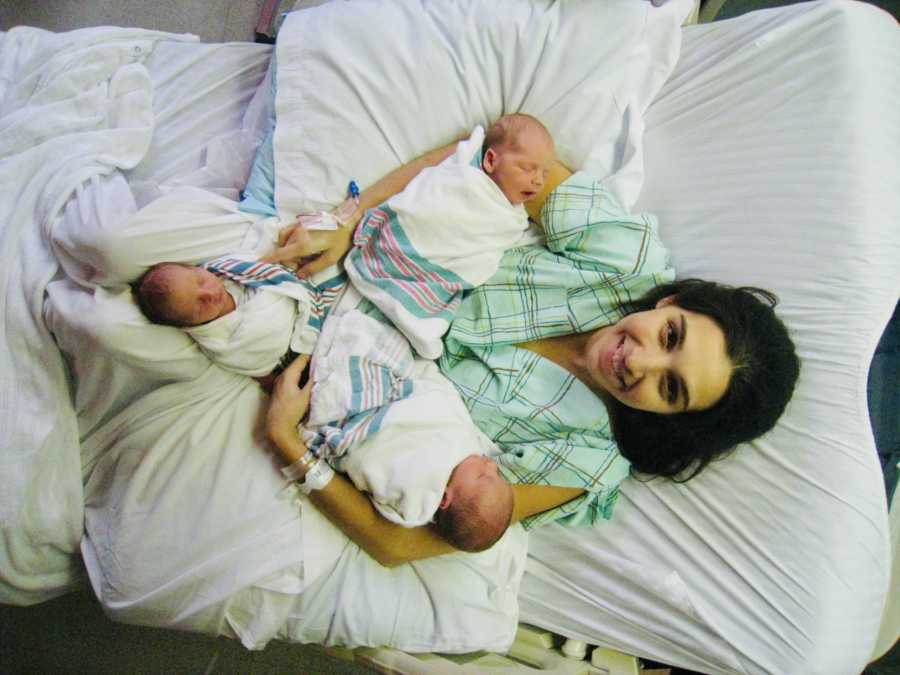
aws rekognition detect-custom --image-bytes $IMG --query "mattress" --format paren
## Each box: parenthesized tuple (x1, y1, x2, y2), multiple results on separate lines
(521, 3, 900, 674)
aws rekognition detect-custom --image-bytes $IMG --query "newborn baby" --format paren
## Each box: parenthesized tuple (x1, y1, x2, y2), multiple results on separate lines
(305, 308, 514, 553)
(134, 256, 320, 377)
(345, 113, 557, 360)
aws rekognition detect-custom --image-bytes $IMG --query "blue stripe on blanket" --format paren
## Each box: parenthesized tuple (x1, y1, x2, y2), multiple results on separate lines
(203, 256, 304, 288)
(347, 205, 470, 323)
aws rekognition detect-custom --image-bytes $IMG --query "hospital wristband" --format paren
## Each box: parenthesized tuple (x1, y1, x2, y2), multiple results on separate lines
(281, 449, 335, 494)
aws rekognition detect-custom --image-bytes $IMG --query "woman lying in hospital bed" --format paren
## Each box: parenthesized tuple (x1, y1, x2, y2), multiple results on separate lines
(70, 110, 801, 650)
(257, 137, 802, 563)
(116, 119, 799, 563)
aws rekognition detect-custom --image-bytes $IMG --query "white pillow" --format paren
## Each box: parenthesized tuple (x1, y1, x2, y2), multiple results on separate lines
(520, 3, 899, 672)
(274, 0, 694, 216)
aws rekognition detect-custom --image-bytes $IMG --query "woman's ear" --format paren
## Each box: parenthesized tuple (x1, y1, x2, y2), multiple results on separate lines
(656, 294, 677, 309)
(482, 147, 498, 175)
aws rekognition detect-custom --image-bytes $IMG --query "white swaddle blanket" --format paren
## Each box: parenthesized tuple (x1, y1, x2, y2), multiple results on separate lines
(339, 357, 497, 527)
(344, 127, 529, 359)
(306, 307, 497, 527)
(184, 283, 305, 377)
(183, 254, 318, 377)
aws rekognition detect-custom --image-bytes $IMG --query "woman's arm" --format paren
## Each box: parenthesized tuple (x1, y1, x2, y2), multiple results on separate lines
(524, 160, 573, 225)
(307, 479, 583, 567)
(266, 355, 584, 566)
(264, 141, 459, 275)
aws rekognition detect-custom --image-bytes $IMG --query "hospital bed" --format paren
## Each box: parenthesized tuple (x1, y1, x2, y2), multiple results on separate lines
(1, 1, 898, 674)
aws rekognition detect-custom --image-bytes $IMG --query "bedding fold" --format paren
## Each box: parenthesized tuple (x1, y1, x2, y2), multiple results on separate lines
(0, 25, 194, 604)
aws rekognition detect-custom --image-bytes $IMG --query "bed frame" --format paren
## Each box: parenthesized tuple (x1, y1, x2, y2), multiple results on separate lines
(324, 625, 645, 675)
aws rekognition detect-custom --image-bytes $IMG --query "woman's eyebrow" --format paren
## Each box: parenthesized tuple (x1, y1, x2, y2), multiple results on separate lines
(679, 315, 690, 411)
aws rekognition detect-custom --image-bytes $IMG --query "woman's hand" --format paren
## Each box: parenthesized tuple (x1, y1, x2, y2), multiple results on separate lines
(262, 209, 359, 277)
(265, 353, 313, 465)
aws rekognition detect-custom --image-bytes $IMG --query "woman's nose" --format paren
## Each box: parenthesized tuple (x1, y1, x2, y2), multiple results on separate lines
(625, 348, 668, 377)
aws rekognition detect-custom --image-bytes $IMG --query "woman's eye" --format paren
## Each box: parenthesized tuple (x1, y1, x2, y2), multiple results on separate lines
(664, 321, 678, 349)
(666, 374, 679, 404)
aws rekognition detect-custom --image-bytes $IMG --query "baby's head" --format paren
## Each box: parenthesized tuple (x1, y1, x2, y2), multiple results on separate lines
(434, 454, 514, 553)
(482, 113, 555, 205)
(135, 262, 235, 327)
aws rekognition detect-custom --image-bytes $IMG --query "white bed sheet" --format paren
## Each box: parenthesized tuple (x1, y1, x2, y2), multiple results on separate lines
(521, 3, 900, 674)
(0, 28, 272, 605)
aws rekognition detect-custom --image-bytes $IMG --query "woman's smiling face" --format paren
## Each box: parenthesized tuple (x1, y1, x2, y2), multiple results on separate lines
(582, 297, 733, 414)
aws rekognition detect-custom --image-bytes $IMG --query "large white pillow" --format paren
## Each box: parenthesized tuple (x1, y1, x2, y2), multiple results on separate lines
(274, 0, 694, 216)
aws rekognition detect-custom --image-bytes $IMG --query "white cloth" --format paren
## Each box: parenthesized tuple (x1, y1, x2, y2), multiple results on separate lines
(0, 25, 196, 603)
(184, 278, 315, 378)
(79, 363, 528, 651)
(306, 309, 415, 428)
(340, 359, 496, 527)
(344, 127, 529, 358)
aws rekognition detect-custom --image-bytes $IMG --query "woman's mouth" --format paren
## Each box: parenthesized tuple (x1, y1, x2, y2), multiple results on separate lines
(605, 335, 627, 390)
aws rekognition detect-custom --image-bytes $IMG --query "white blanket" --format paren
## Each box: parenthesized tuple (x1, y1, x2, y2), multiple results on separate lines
(185, 255, 318, 377)
(184, 286, 302, 377)
(345, 127, 528, 358)
(338, 364, 497, 526)
(0, 25, 195, 603)
(79, 363, 528, 651)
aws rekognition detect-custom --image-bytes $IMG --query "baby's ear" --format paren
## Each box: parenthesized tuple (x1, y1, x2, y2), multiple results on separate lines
(482, 147, 498, 174)
(439, 490, 454, 511)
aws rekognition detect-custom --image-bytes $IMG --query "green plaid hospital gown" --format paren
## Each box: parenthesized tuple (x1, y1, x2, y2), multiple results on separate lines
(439, 171, 675, 529)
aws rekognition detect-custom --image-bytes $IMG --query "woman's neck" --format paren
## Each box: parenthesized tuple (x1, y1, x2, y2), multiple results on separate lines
(517, 332, 593, 384)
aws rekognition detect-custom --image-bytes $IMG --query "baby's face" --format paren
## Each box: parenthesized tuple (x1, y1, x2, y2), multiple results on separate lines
(447, 453, 512, 511)
(162, 266, 234, 326)
(483, 126, 555, 205)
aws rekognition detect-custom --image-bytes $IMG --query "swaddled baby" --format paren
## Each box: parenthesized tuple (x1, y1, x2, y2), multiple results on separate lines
(134, 255, 326, 377)
(304, 308, 514, 553)
(345, 113, 555, 359)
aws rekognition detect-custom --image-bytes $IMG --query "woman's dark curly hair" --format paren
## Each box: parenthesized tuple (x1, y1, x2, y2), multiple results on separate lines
(605, 279, 800, 481)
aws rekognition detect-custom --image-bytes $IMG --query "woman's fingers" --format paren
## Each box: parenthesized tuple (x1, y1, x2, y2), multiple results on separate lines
(276, 223, 295, 247)
(267, 354, 313, 445)
(263, 226, 312, 265)
(297, 251, 335, 278)
(296, 228, 354, 277)
(280, 353, 310, 387)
